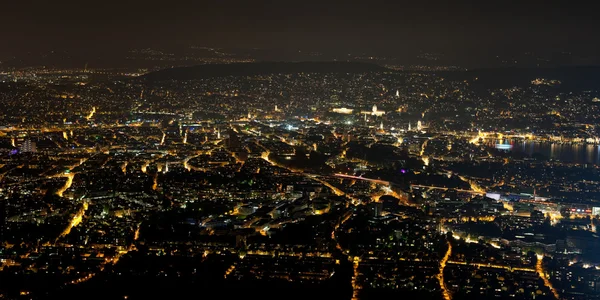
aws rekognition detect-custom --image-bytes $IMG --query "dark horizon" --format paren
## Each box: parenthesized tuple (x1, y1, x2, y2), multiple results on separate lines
(2, 0, 600, 67)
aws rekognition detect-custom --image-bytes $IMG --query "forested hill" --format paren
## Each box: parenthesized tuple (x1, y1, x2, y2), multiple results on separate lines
(140, 61, 391, 81)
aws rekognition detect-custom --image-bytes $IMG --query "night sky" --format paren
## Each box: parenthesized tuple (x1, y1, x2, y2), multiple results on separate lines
(2, 0, 599, 64)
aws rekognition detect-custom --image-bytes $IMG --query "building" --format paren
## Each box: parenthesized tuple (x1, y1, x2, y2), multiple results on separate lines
(361, 104, 385, 117)
(226, 129, 241, 149)
(0, 199, 5, 244)
(331, 108, 354, 114)
(20, 139, 36, 153)
(368, 202, 383, 217)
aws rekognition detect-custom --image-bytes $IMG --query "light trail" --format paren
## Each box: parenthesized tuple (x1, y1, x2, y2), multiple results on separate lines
(536, 254, 559, 299)
(438, 242, 452, 300)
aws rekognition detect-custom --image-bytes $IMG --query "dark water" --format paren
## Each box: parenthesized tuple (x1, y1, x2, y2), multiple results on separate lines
(489, 139, 600, 165)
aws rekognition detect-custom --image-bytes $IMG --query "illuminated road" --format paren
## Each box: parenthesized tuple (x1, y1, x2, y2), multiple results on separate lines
(410, 184, 484, 195)
(537, 254, 559, 299)
(141, 160, 150, 173)
(351, 257, 361, 300)
(457, 175, 486, 194)
(332, 173, 390, 185)
(309, 175, 346, 197)
(55, 173, 75, 198)
(160, 132, 166, 146)
(85, 106, 96, 120)
(53, 157, 89, 197)
(420, 139, 429, 166)
(333, 173, 484, 196)
(330, 210, 356, 299)
(57, 201, 88, 241)
(438, 242, 452, 300)
(446, 260, 535, 272)
(152, 173, 158, 191)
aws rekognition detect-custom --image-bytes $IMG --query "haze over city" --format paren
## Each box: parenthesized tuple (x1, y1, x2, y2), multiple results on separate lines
(1, 1, 600, 300)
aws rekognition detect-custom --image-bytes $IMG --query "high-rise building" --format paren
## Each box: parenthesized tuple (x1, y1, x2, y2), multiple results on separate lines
(227, 129, 241, 150)
(368, 202, 383, 217)
(20, 139, 36, 153)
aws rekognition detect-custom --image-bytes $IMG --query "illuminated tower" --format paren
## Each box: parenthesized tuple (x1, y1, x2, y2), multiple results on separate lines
(380, 122, 384, 130)
(417, 121, 422, 131)
(396, 90, 400, 97)
(372, 104, 377, 113)
(408, 122, 412, 131)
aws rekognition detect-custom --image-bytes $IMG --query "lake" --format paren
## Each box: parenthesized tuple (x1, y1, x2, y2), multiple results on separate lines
(489, 139, 600, 165)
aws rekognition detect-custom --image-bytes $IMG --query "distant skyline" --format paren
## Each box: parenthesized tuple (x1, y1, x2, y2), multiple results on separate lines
(2, 0, 599, 66)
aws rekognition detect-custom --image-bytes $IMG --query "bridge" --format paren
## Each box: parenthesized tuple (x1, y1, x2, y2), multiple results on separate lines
(332, 173, 391, 185)
(332, 174, 484, 195)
